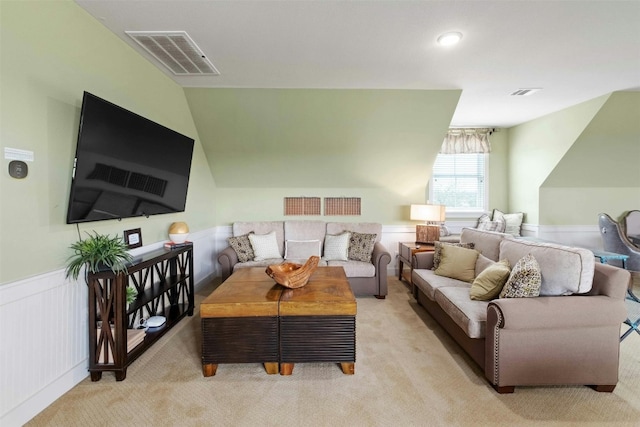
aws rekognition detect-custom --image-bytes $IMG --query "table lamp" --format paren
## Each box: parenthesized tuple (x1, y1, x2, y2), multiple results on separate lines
(410, 204, 446, 244)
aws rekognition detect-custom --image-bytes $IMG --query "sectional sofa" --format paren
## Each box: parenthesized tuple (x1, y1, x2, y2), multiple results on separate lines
(412, 227, 630, 392)
(218, 220, 391, 298)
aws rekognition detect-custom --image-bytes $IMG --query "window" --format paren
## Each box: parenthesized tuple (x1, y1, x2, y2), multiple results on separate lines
(429, 153, 488, 214)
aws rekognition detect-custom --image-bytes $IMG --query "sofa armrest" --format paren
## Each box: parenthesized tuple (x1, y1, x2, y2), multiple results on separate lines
(217, 246, 238, 282)
(587, 262, 630, 299)
(488, 295, 627, 330)
(485, 294, 627, 389)
(413, 252, 434, 269)
(372, 241, 392, 296)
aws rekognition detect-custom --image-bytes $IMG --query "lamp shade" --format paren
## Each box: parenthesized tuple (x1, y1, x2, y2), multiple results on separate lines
(168, 221, 189, 243)
(410, 204, 446, 222)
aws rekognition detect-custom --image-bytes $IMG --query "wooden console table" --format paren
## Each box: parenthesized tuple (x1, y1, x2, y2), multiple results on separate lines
(88, 244, 194, 381)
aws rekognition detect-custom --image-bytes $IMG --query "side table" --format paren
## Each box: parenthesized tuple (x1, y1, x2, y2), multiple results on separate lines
(398, 242, 434, 286)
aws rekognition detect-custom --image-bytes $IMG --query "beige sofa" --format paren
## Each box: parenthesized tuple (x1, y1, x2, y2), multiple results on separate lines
(218, 220, 391, 298)
(412, 227, 630, 393)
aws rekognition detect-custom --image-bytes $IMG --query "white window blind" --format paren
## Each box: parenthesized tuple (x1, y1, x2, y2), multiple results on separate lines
(430, 153, 487, 213)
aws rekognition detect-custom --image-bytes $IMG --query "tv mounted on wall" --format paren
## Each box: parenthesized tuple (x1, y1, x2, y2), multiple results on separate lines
(66, 92, 195, 224)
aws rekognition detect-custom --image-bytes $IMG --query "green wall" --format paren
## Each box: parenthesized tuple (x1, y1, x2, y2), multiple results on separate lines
(540, 92, 640, 224)
(508, 91, 640, 226)
(507, 94, 610, 224)
(0, 1, 217, 285)
(185, 88, 462, 224)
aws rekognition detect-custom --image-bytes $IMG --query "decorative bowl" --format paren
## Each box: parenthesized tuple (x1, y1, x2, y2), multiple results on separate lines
(266, 256, 320, 289)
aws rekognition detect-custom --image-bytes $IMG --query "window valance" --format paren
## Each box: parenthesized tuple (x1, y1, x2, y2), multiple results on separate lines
(440, 128, 493, 154)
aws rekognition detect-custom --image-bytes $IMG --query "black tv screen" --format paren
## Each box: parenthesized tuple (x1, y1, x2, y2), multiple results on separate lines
(66, 92, 195, 224)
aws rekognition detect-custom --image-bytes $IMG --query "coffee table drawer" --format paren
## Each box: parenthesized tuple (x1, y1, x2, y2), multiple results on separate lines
(202, 317, 279, 363)
(280, 315, 355, 363)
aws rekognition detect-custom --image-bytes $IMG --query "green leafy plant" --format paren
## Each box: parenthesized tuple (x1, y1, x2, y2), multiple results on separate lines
(126, 285, 137, 305)
(65, 231, 134, 281)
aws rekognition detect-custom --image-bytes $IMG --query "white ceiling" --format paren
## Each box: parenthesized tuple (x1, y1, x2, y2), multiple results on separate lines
(76, 0, 640, 128)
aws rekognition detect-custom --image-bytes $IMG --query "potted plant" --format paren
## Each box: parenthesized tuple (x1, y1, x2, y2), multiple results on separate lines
(65, 231, 133, 280)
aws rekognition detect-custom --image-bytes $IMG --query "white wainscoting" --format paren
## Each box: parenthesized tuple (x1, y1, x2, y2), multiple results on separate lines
(0, 228, 217, 427)
(0, 222, 603, 426)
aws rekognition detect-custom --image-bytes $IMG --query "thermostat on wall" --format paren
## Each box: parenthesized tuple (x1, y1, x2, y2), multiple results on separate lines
(8, 160, 28, 179)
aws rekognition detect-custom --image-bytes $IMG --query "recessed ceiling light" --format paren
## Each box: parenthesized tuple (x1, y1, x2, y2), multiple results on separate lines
(437, 32, 463, 46)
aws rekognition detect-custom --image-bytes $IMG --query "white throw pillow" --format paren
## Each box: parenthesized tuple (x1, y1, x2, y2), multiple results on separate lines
(248, 231, 282, 261)
(284, 240, 321, 260)
(323, 232, 351, 261)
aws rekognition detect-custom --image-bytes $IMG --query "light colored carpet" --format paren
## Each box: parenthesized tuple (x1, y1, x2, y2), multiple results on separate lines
(28, 278, 640, 426)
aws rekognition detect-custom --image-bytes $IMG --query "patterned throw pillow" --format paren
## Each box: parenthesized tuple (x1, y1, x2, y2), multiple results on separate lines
(432, 241, 476, 270)
(248, 231, 282, 261)
(499, 254, 541, 298)
(477, 213, 506, 232)
(492, 209, 524, 236)
(324, 232, 351, 261)
(348, 232, 377, 262)
(228, 233, 254, 263)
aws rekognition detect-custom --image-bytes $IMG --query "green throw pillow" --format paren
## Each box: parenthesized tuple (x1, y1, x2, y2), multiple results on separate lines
(470, 259, 511, 300)
(499, 254, 541, 298)
(435, 244, 480, 283)
(432, 241, 475, 270)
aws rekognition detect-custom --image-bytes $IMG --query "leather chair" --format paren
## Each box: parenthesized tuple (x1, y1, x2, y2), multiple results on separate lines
(599, 212, 640, 283)
(622, 210, 640, 248)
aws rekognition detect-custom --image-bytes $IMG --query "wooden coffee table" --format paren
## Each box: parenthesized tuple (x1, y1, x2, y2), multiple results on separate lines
(200, 268, 282, 376)
(200, 266, 356, 376)
(279, 266, 356, 375)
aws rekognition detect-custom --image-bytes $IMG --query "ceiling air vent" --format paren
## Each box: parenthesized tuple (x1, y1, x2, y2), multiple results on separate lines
(510, 88, 541, 96)
(125, 31, 219, 75)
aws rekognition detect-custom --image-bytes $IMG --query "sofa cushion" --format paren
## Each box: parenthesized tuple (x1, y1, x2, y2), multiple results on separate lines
(228, 233, 254, 263)
(284, 240, 321, 260)
(435, 287, 489, 339)
(460, 228, 510, 262)
(500, 239, 595, 295)
(323, 233, 351, 261)
(433, 241, 475, 270)
(232, 258, 285, 271)
(249, 231, 282, 261)
(233, 221, 284, 256)
(284, 221, 327, 252)
(326, 260, 375, 277)
(435, 245, 479, 283)
(348, 232, 377, 262)
(470, 259, 511, 301)
(413, 269, 471, 300)
(492, 209, 524, 236)
(499, 254, 541, 298)
(327, 222, 382, 242)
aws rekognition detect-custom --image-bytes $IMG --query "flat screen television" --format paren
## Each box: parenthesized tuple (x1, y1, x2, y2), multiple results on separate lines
(66, 92, 195, 224)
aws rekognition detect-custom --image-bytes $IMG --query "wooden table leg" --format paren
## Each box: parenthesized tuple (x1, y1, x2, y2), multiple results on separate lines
(202, 363, 218, 377)
(264, 362, 279, 374)
(340, 362, 355, 375)
(280, 363, 294, 375)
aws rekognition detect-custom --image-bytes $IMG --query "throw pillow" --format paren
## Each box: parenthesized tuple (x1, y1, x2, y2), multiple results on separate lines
(284, 240, 321, 260)
(492, 209, 524, 236)
(434, 245, 480, 283)
(470, 259, 511, 301)
(348, 232, 377, 262)
(248, 231, 282, 261)
(433, 241, 476, 270)
(440, 225, 451, 237)
(499, 253, 541, 298)
(477, 213, 506, 232)
(323, 232, 351, 261)
(227, 233, 254, 263)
